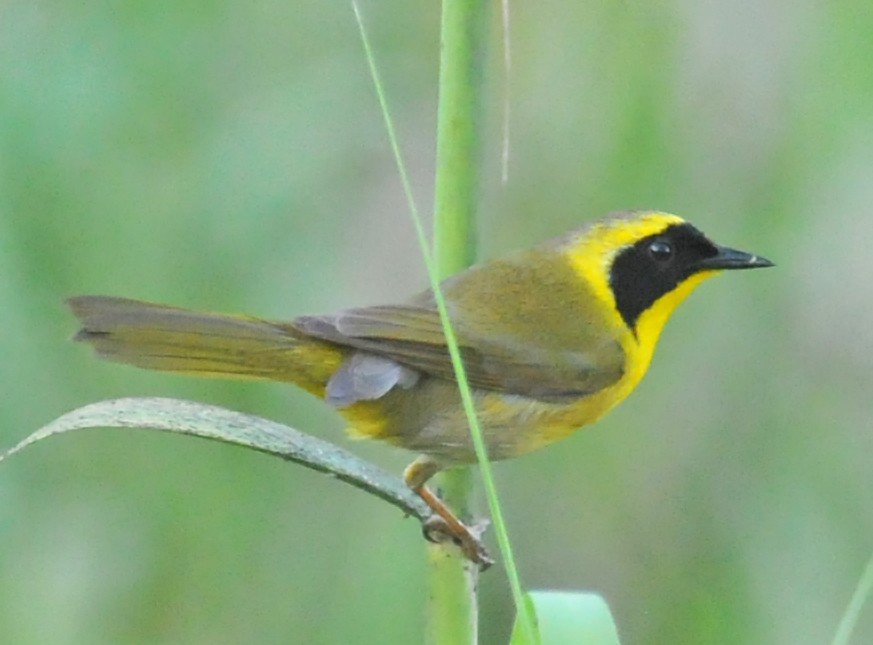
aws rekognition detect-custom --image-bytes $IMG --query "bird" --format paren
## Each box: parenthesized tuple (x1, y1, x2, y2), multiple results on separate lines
(67, 210, 773, 566)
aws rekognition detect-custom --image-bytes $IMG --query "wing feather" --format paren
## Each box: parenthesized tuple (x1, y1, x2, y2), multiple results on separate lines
(295, 307, 623, 402)
(294, 249, 627, 402)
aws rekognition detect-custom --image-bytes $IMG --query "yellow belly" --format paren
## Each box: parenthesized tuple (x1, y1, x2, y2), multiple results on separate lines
(333, 334, 645, 464)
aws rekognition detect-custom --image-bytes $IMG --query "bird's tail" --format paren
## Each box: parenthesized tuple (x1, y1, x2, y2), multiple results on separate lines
(66, 295, 343, 395)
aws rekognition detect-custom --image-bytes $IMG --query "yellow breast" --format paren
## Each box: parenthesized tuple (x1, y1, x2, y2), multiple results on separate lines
(511, 215, 720, 454)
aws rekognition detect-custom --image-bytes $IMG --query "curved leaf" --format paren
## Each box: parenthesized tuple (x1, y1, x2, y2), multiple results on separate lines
(510, 590, 621, 645)
(0, 397, 430, 520)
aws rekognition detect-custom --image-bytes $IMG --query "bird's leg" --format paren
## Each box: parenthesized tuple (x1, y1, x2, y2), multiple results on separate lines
(404, 455, 493, 569)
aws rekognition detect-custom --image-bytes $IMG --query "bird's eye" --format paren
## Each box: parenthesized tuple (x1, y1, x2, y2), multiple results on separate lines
(648, 240, 673, 262)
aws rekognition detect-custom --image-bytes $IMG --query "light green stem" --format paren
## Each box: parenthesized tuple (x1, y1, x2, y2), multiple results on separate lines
(427, 0, 486, 642)
(354, 0, 534, 640)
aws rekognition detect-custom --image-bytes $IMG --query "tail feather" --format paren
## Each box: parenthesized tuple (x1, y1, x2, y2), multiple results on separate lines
(67, 296, 342, 388)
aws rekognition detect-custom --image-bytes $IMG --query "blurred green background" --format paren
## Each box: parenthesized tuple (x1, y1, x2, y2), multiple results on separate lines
(2, 0, 872, 643)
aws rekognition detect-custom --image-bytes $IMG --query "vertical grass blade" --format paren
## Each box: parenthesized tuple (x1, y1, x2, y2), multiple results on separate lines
(353, 0, 535, 641)
(429, 0, 487, 639)
(832, 550, 873, 645)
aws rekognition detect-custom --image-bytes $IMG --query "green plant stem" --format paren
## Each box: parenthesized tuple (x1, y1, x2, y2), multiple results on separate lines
(427, 0, 485, 642)
(352, 5, 480, 639)
(354, 0, 533, 641)
(428, 0, 535, 639)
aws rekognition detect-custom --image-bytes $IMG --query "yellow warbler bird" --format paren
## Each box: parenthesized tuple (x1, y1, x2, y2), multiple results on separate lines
(68, 210, 772, 565)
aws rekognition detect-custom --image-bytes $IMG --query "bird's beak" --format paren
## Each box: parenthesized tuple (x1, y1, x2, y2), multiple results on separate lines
(695, 245, 774, 271)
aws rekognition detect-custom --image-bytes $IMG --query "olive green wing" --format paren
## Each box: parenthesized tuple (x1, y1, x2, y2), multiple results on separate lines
(293, 300, 625, 403)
